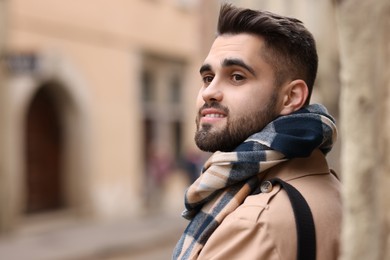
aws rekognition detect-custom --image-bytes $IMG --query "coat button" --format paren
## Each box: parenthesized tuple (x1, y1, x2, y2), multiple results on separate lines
(261, 181, 273, 193)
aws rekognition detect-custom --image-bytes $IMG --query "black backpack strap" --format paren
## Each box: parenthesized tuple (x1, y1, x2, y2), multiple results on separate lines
(268, 178, 316, 260)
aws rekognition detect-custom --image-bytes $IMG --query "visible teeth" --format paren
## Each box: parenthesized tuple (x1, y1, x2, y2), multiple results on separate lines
(205, 113, 224, 118)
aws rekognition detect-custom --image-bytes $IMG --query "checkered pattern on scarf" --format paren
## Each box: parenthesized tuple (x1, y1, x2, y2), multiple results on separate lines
(172, 104, 337, 259)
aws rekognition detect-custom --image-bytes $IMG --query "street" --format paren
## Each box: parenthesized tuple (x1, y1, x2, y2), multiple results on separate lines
(0, 213, 187, 260)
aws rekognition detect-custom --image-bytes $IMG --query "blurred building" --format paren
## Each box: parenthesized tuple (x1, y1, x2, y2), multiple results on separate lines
(0, 0, 208, 232)
(0, 0, 341, 235)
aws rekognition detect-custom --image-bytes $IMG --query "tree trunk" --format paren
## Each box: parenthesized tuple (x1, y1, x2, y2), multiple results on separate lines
(337, 0, 390, 259)
(0, 0, 9, 232)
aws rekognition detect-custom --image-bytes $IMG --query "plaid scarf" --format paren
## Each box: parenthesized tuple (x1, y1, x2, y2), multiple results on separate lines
(172, 104, 337, 259)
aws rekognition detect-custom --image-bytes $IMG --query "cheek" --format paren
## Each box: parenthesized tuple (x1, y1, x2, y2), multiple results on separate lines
(235, 93, 260, 111)
(230, 91, 269, 118)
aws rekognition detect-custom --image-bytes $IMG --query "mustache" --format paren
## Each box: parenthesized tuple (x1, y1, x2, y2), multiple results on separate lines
(198, 101, 229, 115)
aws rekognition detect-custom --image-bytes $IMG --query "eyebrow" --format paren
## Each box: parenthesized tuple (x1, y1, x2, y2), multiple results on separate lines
(222, 58, 256, 76)
(199, 58, 256, 77)
(199, 64, 212, 74)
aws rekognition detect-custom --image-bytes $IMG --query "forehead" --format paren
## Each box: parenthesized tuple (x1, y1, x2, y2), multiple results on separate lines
(204, 34, 266, 66)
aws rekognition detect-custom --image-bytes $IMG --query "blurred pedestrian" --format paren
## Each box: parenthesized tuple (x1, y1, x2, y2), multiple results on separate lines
(179, 148, 207, 185)
(144, 144, 173, 210)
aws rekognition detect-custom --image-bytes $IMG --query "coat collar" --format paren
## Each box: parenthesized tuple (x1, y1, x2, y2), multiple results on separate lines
(263, 149, 330, 182)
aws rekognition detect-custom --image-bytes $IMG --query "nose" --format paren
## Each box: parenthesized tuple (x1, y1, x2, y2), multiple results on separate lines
(201, 80, 223, 103)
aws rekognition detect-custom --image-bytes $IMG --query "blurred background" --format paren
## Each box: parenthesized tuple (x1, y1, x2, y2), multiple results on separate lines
(0, 0, 388, 259)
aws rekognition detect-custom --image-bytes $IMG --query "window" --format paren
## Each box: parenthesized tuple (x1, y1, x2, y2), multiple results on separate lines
(141, 55, 185, 157)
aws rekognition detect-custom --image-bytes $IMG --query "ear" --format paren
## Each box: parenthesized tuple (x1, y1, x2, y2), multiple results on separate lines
(279, 79, 308, 115)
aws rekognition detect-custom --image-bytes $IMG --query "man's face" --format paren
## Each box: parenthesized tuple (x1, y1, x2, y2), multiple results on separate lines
(195, 34, 283, 152)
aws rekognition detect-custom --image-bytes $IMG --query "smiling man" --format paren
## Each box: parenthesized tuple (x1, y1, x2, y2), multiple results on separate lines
(173, 4, 341, 260)
(195, 33, 281, 153)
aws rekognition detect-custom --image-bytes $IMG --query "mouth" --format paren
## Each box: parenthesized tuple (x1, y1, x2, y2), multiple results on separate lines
(203, 113, 225, 118)
(199, 108, 227, 124)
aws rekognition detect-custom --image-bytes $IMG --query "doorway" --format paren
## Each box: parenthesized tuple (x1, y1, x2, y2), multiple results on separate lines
(25, 86, 65, 214)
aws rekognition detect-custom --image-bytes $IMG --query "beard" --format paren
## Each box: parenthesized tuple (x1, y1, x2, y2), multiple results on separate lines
(195, 93, 278, 152)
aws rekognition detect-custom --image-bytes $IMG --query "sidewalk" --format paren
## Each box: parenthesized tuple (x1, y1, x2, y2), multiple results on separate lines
(0, 213, 187, 260)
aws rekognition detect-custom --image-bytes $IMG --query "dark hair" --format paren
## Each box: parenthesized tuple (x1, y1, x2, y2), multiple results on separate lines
(217, 4, 318, 105)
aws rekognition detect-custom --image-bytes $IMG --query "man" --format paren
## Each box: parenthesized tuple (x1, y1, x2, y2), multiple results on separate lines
(173, 4, 341, 260)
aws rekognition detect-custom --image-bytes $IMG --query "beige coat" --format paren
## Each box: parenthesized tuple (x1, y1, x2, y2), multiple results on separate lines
(197, 149, 342, 260)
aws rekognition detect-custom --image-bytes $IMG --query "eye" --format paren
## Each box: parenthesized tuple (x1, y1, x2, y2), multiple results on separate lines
(232, 73, 246, 82)
(202, 75, 214, 84)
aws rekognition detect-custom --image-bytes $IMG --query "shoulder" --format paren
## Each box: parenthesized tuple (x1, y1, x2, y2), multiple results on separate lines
(200, 171, 342, 260)
(200, 152, 342, 259)
(222, 171, 341, 259)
